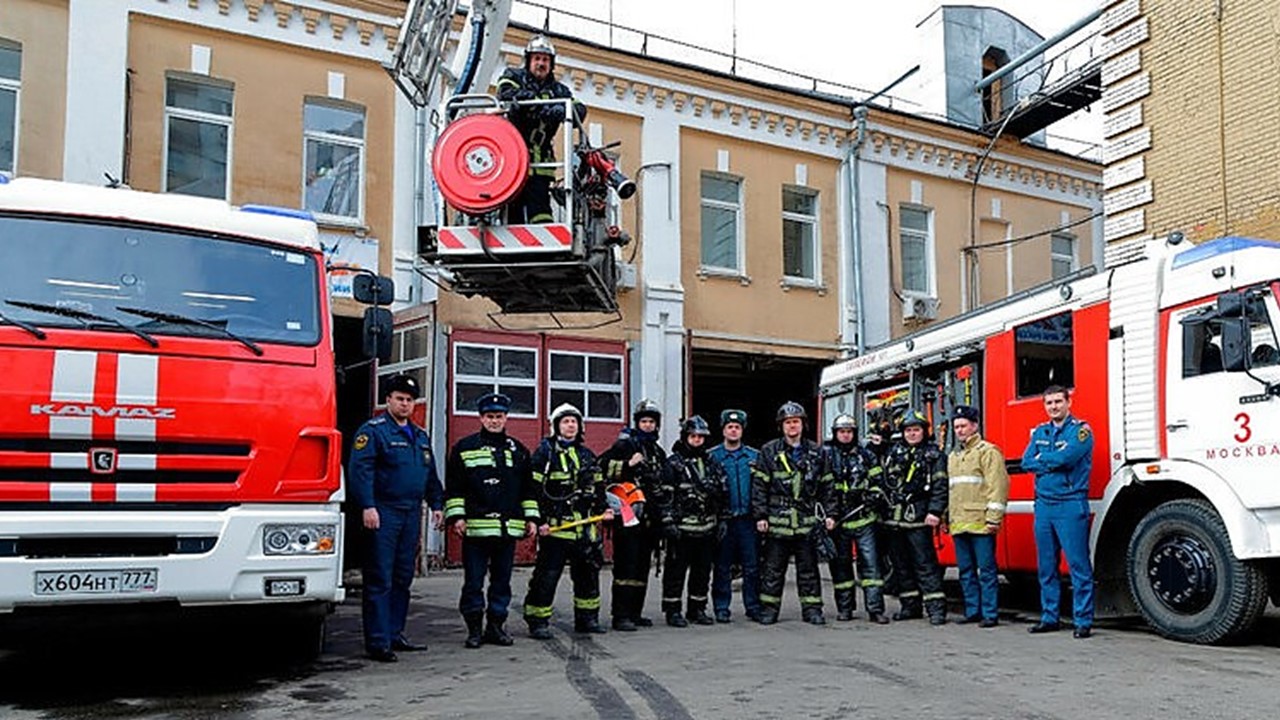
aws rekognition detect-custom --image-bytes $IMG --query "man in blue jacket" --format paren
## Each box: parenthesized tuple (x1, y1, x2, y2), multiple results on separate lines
(1021, 385, 1095, 639)
(348, 374, 444, 662)
(708, 409, 762, 623)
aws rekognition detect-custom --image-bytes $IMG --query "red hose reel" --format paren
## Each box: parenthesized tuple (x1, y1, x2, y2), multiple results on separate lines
(431, 114, 529, 216)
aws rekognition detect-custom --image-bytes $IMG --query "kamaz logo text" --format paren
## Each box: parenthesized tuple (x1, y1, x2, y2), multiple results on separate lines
(30, 404, 177, 420)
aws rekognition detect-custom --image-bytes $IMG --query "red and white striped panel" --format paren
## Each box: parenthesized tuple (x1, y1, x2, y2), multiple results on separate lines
(436, 224, 573, 255)
(40, 350, 160, 503)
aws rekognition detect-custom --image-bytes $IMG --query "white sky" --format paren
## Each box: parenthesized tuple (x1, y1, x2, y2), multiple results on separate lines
(511, 0, 1105, 157)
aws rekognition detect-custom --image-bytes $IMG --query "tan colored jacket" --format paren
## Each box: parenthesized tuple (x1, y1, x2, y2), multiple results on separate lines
(946, 434, 1010, 534)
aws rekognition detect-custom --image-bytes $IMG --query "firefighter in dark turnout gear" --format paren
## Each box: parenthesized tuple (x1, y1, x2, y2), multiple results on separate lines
(494, 35, 587, 224)
(603, 399, 667, 631)
(657, 416, 728, 627)
(880, 411, 949, 625)
(523, 404, 612, 638)
(445, 393, 539, 648)
(752, 402, 833, 626)
(824, 414, 890, 624)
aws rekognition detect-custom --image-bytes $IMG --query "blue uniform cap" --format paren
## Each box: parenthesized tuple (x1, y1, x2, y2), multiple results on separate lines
(720, 409, 747, 428)
(476, 392, 513, 414)
(384, 373, 420, 400)
(953, 405, 980, 423)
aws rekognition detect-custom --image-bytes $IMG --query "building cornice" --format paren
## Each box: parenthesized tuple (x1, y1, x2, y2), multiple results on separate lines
(155, 0, 402, 53)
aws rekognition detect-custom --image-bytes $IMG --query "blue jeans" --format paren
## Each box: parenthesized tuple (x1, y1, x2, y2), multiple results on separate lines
(712, 517, 761, 616)
(460, 536, 516, 621)
(362, 503, 422, 652)
(952, 532, 999, 621)
(1034, 498, 1094, 627)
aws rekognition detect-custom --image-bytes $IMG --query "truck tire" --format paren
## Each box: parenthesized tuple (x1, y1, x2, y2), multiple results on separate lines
(1126, 499, 1267, 644)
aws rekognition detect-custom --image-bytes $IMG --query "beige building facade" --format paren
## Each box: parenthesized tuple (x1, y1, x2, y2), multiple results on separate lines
(1098, 0, 1280, 244)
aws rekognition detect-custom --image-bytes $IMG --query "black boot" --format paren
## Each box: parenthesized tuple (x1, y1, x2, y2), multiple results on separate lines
(926, 599, 947, 626)
(687, 607, 715, 626)
(574, 611, 607, 635)
(484, 616, 514, 647)
(834, 589, 857, 621)
(666, 611, 688, 628)
(527, 618, 552, 640)
(803, 609, 827, 626)
(892, 598, 922, 621)
(612, 616, 637, 632)
(756, 608, 779, 625)
(464, 613, 484, 649)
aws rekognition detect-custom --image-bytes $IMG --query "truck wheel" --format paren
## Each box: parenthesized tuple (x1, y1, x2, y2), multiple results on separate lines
(1126, 499, 1267, 644)
(280, 610, 328, 663)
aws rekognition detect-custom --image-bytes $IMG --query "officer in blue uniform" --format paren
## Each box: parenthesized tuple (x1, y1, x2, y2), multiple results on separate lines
(709, 408, 763, 623)
(1021, 384, 1096, 639)
(348, 373, 444, 662)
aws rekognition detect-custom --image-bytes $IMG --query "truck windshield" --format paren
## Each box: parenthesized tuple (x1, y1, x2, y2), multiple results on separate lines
(1, 214, 321, 346)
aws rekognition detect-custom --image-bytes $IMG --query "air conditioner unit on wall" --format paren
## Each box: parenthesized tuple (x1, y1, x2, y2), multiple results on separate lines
(902, 296, 940, 322)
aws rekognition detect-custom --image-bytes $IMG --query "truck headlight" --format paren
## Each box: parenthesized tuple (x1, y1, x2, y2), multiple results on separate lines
(262, 524, 336, 555)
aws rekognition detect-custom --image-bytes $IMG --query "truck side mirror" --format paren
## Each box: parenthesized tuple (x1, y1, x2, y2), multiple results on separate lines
(353, 274, 394, 306)
(362, 307, 393, 363)
(1221, 317, 1250, 372)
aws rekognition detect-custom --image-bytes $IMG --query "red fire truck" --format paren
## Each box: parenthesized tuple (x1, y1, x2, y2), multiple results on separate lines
(820, 233, 1280, 644)
(0, 177, 388, 655)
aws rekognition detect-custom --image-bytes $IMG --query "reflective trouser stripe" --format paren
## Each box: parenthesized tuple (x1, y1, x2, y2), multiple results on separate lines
(922, 592, 946, 601)
(799, 595, 822, 605)
(760, 593, 781, 606)
(861, 578, 885, 588)
(525, 604, 554, 618)
(615, 579, 646, 588)
(574, 596, 601, 610)
(833, 580, 856, 591)
(899, 590, 921, 599)
(689, 595, 707, 602)
(662, 596, 683, 604)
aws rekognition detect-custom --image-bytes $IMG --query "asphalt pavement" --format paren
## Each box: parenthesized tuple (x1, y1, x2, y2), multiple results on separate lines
(3, 567, 1279, 719)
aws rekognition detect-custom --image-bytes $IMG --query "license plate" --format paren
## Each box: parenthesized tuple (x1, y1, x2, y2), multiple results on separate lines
(34, 569, 158, 596)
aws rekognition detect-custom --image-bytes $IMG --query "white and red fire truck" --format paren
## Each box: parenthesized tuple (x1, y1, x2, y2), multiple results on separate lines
(0, 177, 387, 654)
(821, 233, 1280, 644)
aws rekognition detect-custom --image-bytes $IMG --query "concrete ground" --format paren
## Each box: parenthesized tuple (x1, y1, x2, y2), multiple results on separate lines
(3, 566, 1280, 719)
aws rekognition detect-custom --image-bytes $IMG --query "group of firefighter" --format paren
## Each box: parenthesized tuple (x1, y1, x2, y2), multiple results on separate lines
(351, 372, 1095, 662)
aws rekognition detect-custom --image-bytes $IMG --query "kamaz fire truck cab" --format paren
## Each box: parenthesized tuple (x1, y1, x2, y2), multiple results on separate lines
(820, 233, 1280, 644)
(388, 0, 635, 321)
(0, 176, 391, 656)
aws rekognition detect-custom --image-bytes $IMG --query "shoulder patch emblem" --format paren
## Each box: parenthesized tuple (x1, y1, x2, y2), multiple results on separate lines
(1078, 425, 1092, 442)
(353, 434, 369, 451)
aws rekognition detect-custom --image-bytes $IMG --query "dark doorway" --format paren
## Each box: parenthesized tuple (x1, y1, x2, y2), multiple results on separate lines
(334, 315, 374, 571)
(689, 349, 828, 448)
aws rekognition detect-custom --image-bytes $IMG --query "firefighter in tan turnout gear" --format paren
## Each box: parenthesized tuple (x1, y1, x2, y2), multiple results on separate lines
(751, 402, 833, 626)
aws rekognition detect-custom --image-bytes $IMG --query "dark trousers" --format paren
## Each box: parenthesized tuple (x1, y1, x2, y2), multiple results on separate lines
(460, 536, 516, 621)
(361, 503, 421, 652)
(523, 536, 601, 623)
(1034, 498, 1094, 627)
(890, 526, 945, 617)
(953, 532, 999, 621)
(662, 534, 716, 614)
(829, 524, 885, 615)
(759, 534, 823, 616)
(509, 173, 554, 224)
(712, 516, 761, 617)
(611, 524, 654, 620)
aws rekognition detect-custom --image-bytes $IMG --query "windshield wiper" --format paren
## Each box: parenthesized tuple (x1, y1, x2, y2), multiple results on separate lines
(0, 310, 47, 340)
(5, 299, 158, 347)
(115, 306, 264, 356)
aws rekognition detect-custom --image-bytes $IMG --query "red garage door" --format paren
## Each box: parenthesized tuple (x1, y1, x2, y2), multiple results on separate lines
(444, 329, 628, 565)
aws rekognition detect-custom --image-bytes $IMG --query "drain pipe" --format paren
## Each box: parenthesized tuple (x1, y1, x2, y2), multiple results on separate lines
(846, 105, 869, 355)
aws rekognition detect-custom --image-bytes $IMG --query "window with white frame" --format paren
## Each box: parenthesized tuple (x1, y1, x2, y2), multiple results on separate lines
(548, 351, 624, 421)
(899, 205, 934, 296)
(164, 74, 233, 200)
(303, 98, 365, 222)
(376, 322, 433, 405)
(0, 40, 20, 176)
(1051, 232, 1077, 279)
(453, 343, 537, 416)
(700, 172, 743, 272)
(782, 186, 818, 282)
